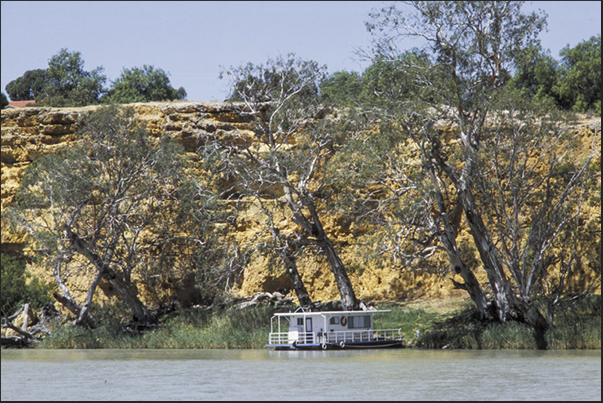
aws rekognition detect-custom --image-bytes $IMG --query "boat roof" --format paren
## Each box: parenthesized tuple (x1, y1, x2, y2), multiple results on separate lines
(271, 310, 391, 317)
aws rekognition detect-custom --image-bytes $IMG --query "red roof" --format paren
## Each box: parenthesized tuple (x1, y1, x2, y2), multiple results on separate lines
(8, 100, 37, 108)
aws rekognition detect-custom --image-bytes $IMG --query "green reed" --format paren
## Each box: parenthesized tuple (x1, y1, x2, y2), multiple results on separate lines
(413, 295, 600, 350)
(35, 295, 599, 350)
(38, 305, 277, 349)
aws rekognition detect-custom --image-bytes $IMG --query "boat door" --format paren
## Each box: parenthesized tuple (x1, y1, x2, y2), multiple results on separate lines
(305, 317, 313, 343)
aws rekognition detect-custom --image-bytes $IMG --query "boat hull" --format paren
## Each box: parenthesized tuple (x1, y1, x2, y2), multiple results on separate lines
(266, 339, 404, 350)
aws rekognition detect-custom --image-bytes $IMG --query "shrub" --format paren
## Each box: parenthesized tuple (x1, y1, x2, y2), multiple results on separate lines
(1, 253, 53, 315)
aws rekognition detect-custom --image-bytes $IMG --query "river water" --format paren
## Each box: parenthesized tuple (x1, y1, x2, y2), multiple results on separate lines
(1, 349, 600, 401)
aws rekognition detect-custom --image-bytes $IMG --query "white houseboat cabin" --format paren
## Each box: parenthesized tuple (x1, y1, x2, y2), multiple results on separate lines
(265, 307, 403, 350)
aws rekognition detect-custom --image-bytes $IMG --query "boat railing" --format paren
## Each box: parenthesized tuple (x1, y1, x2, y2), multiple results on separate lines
(268, 331, 316, 345)
(268, 328, 402, 345)
(325, 328, 402, 344)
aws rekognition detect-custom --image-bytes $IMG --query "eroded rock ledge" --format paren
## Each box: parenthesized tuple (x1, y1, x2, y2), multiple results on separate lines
(1, 101, 256, 209)
(3, 102, 599, 306)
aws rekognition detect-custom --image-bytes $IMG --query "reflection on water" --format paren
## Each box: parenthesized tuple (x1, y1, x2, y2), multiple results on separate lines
(2, 349, 600, 401)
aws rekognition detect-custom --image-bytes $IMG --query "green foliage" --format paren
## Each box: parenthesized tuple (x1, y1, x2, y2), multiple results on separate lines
(321, 49, 434, 109)
(0, 92, 8, 109)
(6, 52, 188, 107)
(545, 295, 601, 349)
(38, 305, 280, 349)
(320, 70, 363, 105)
(9, 105, 235, 320)
(103, 65, 187, 104)
(416, 296, 601, 349)
(554, 35, 601, 114)
(40, 48, 107, 107)
(35, 297, 600, 349)
(370, 1, 546, 115)
(1, 253, 53, 315)
(361, 50, 435, 107)
(221, 53, 326, 105)
(10, 105, 194, 322)
(509, 44, 559, 105)
(5, 69, 47, 101)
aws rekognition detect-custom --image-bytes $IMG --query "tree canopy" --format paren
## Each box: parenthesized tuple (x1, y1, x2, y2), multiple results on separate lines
(336, 1, 601, 348)
(8, 106, 195, 326)
(4, 1, 600, 339)
(41, 48, 107, 107)
(103, 65, 187, 104)
(0, 92, 8, 109)
(4, 49, 187, 107)
(5, 69, 48, 101)
(554, 34, 601, 114)
(216, 54, 360, 310)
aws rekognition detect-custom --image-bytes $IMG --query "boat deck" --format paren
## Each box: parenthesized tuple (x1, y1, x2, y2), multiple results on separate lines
(265, 309, 404, 350)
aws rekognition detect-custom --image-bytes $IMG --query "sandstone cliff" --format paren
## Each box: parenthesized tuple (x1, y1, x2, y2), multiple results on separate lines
(2, 102, 600, 307)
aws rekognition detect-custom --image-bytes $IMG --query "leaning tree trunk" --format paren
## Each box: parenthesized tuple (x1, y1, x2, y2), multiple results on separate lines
(281, 181, 359, 311)
(435, 142, 550, 346)
(76, 269, 104, 327)
(279, 250, 312, 307)
(318, 237, 360, 311)
(66, 225, 157, 326)
(442, 237, 491, 320)
(455, 167, 549, 347)
(456, 176, 516, 322)
(426, 166, 491, 320)
(101, 267, 157, 325)
(52, 258, 99, 328)
(266, 210, 313, 307)
(305, 201, 359, 311)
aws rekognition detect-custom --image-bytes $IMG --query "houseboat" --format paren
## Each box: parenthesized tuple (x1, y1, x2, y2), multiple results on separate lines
(265, 307, 403, 350)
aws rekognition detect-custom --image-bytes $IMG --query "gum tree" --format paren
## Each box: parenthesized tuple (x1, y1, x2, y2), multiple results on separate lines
(208, 54, 359, 310)
(5, 69, 48, 101)
(9, 106, 187, 327)
(41, 48, 107, 107)
(554, 34, 601, 114)
(103, 65, 187, 104)
(361, 1, 601, 345)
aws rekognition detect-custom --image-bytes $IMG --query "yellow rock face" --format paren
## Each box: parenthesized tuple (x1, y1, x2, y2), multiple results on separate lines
(2, 103, 600, 308)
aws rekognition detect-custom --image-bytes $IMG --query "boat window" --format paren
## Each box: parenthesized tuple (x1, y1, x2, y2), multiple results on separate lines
(348, 315, 371, 329)
(297, 318, 303, 326)
(329, 317, 339, 325)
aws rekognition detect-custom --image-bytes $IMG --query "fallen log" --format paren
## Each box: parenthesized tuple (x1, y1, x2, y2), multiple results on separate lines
(1, 303, 50, 349)
(1, 336, 29, 348)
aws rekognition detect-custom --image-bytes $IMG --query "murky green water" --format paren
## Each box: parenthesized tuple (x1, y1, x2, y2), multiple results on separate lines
(1, 349, 600, 400)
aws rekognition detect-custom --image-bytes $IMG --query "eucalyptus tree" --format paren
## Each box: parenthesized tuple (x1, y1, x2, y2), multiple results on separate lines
(554, 34, 601, 114)
(5, 69, 48, 101)
(41, 48, 107, 107)
(508, 44, 559, 106)
(103, 65, 187, 104)
(361, 1, 599, 342)
(208, 54, 359, 310)
(472, 93, 600, 324)
(8, 105, 191, 327)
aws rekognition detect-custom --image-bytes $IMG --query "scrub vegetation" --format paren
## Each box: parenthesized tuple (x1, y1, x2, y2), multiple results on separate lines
(2, 1, 600, 350)
(35, 296, 600, 350)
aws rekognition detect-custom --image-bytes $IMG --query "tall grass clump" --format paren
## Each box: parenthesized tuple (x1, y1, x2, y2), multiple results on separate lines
(39, 315, 138, 349)
(32, 295, 600, 350)
(545, 295, 601, 349)
(413, 295, 601, 349)
(37, 304, 280, 349)
(376, 302, 444, 343)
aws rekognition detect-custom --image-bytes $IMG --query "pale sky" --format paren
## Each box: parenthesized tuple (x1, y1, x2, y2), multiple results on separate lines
(1, 1, 601, 102)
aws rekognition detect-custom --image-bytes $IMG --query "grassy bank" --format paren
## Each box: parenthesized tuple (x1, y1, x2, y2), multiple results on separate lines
(38, 305, 275, 349)
(35, 296, 600, 350)
(408, 295, 601, 349)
